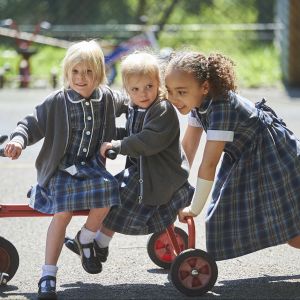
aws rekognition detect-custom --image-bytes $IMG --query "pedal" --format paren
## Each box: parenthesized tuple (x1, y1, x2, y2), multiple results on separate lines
(0, 272, 9, 285)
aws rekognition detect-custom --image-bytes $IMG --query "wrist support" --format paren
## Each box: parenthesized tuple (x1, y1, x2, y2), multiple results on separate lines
(189, 178, 214, 216)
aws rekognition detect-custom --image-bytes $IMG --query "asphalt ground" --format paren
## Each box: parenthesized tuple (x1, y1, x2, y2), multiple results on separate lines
(0, 87, 300, 300)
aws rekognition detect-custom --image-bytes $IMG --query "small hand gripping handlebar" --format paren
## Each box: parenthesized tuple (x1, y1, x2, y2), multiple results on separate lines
(0, 135, 8, 157)
(105, 149, 117, 160)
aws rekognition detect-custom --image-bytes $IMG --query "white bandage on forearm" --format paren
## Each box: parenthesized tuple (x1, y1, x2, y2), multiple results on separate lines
(189, 178, 214, 216)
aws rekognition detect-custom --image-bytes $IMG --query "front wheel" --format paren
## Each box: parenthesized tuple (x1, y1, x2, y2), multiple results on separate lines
(0, 236, 19, 284)
(170, 248, 218, 297)
(147, 227, 188, 269)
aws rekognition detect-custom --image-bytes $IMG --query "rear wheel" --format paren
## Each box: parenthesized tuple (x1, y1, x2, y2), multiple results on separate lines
(147, 227, 188, 269)
(0, 236, 19, 284)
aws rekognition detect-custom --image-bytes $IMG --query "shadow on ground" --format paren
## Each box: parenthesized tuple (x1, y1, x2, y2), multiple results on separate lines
(1, 274, 300, 299)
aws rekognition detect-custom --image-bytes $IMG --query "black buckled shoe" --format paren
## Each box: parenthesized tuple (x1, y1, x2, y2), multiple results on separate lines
(38, 275, 57, 300)
(64, 237, 80, 255)
(74, 231, 102, 274)
(93, 241, 109, 263)
(65, 237, 109, 262)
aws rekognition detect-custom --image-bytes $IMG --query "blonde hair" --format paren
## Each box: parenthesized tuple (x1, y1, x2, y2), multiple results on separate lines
(62, 40, 107, 88)
(120, 51, 165, 99)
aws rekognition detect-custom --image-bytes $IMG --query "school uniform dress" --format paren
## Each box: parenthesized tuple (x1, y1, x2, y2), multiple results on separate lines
(189, 91, 300, 260)
(103, 105, 193, 235)
(29, 89, 120, 214)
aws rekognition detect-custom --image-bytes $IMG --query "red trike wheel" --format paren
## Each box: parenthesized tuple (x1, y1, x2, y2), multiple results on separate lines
(170, 248, 218, 297)
(147, 227, 188, 269)
(0, 236, 19, 284)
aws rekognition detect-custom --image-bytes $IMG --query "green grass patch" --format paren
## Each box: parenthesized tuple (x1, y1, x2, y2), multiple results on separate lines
(0, 42, 281, 88)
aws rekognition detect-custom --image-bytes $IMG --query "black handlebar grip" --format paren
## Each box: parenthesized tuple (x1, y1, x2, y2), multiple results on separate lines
(105, 149, 117, 160)
(0, 148, 5, 157)
(0, 135, 8, 145)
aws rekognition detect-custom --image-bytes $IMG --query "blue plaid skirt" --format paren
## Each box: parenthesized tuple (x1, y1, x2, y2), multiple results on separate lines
(103, 165, 193, 235)
(206, 108, 300, 260)
(29, 156, 120, 214)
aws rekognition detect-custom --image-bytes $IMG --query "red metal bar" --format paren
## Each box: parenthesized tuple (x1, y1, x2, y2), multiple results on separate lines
(186, 217, 196, 249)
(0, 204, 89, 218)
(166, 225, 181, 256)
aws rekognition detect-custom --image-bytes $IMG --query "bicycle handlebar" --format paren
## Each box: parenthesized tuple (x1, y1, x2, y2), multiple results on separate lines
(0, 135, 8, 157)
(0, 142, 118, 160)
(0, 135, 8, 145)
(105, 149, 117, 160)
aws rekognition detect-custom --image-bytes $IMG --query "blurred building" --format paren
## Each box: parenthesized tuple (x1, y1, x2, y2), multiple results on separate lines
(276, 0, 300, 86)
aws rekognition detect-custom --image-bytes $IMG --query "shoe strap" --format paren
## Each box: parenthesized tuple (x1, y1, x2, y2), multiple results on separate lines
(38, 275, 56, 287)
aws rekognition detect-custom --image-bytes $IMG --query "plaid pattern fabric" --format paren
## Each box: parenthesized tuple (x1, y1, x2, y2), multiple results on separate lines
(103, 165, 193, 235)
(193, 93, 300, 260)
(103, 107, 193, 234)
(30, 93, 120, 214)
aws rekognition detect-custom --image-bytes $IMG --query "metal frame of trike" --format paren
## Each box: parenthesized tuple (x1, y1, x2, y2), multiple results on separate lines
(0, 135, 217, 296)
(0, 204, 218, 297)
(0, 204, 196, 249)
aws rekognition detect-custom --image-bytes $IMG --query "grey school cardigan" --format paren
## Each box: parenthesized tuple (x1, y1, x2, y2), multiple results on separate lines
(112, 99, 190, 206)
(10, 86, 127, 188)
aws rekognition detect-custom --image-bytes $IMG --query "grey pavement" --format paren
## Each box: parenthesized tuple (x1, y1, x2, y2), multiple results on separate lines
(0, 87, 300, 299)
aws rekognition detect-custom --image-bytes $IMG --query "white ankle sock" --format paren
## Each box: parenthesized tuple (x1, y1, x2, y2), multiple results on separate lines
(95, 231, 112, 248)
(41, 264, 58, 288)
(79, 226, 96, 258)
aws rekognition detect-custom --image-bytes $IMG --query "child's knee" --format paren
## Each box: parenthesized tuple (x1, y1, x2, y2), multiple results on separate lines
(287, 235, 300, 249)
(53, 211, 73, 224)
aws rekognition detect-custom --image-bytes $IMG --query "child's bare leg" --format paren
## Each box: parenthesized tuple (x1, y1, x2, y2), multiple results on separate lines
(100, 225, 115, 238)
(287, 235, 300, 248)
(39, 212, 73, 296)
(85, 207, 110, 231)
(78, 207, 109, 257)
(45, 211, 73, 265)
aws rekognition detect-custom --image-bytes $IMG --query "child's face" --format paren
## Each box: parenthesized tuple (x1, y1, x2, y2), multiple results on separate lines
(165, 69, 208, 115)
(126, 75, 159, 109)
(68, 63, 97, 98)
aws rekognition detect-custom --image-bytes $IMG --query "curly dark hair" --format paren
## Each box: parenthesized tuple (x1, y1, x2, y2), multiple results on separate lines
(166, 51, 237, 97)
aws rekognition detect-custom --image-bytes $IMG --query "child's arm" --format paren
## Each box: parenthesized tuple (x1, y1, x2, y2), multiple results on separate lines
(111, 101, 178, 157)
(110, 88, 129, 117)
(178, 140, 225, 221)
(182, 125, 203, 167)
(4, 141, 22, 160)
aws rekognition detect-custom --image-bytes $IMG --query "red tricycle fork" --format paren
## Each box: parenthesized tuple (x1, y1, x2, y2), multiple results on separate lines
(165, 217, 196, 254)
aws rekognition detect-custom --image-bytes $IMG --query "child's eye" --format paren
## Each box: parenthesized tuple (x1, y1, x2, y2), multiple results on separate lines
(131, 87, 138, 92)
(178, 91, 186, 96)
(87, 70, 93, 74)
(72, 69, 78, 74)
(146, 84, 153, 89)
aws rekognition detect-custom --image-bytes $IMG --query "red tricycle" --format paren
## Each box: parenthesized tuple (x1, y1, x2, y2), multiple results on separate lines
(0, 135, 218, 297)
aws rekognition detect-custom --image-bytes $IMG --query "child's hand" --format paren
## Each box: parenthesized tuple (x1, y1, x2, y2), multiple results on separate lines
(178, 207, 197, 223)
(100, 142, 113, 158)
(4, 142, 22, 160)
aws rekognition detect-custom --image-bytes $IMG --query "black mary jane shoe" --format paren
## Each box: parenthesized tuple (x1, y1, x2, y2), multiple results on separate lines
(74, 231, 102, 274)
(64, 237, 80, 255)
(38, 275, 57, 300)
(65, 237, 109, 263)
(93, 241, 109, 263)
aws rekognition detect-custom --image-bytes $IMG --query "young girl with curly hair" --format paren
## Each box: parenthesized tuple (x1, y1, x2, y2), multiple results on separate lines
(164, 51, 300, 261)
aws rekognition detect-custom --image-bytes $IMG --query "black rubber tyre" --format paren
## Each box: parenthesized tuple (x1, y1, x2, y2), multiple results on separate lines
(0, 236, 19, 283)
(147, 227, 188, 269)
(170, 248, 218, 297)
